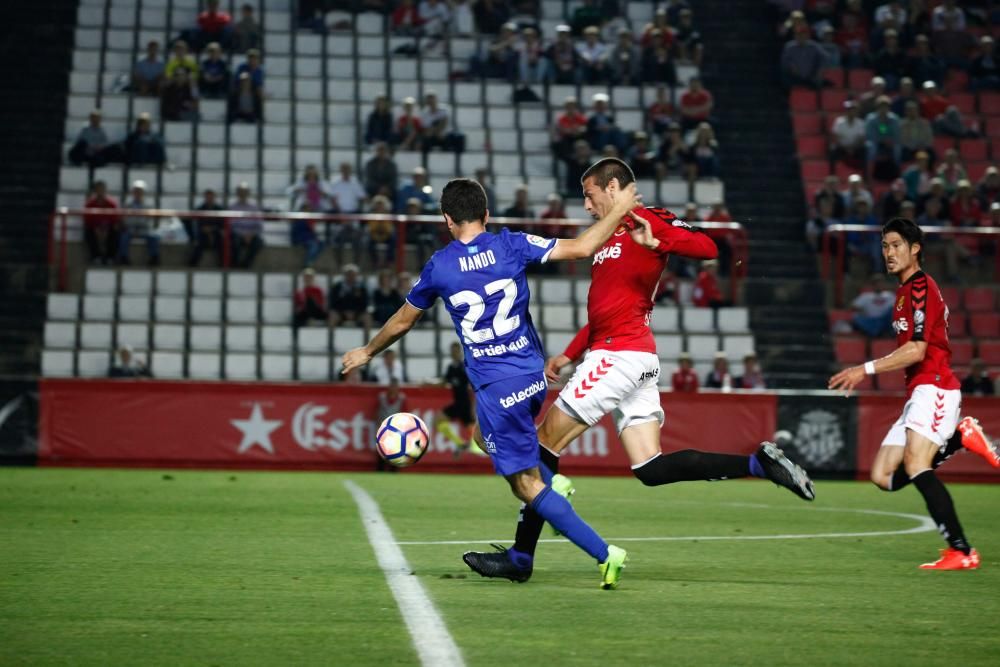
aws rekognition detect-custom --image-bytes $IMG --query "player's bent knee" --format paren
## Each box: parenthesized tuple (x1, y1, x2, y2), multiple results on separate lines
(869, 472, 892, 491)
(631, 455, 667, 486)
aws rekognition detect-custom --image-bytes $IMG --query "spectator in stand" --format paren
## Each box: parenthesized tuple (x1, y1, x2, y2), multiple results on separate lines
(933, 11, 974, 69)
(707, 200, 731, 224)
(517, 27, 550, 84)
(571, 0, 602, 35)
(640, 39, 677, 87)
(502, 185, 534, 218)
(232, 3, 260, 53)
(693, 259, 726, 308)
(124, 113, 166, 165)
(865, 95, 901, 181)
(228, 182, 263, 269)
(540, 193, 567, 237)
(815, 174, 847, 219)
(899, 100, 933, 162)
(586, 93, 625, 153)
(328, 264, 373, 331)
(551, 96, 588, 162)
(830, 100, 867, 168)
(950, 180, 982, 227)
(291, 204, 324, 268)
(418, 0, 451, 39)
(873, 1, 906, 32)
(451, 0, 474, 36)
(165, 40, 198, 81)
(917, 177, 950, 219)
(962, 359, 995, 397)
(735, 354, 766, 390)
(364, 142, 398, 199)
(287, 164, 336, 213)
(395, 166, 433, 213)
(685, 122, 720, 182)
(228, 71, 262, 123)
(371, 268, 405, 325)
(878, 178, 908, 222)
(672, 353, 699, 392)
(641, 8, 676, 50)
(328, 162, 367, 262)
(902, 150, 933, 201)
(656, 122, 687, 179)
(816, 25, 841, 70)
(365, 95, 395, 146)
(781, 24, 825, 89)
(403, 196, 438, 263)
(627, 131, 657, 179)
(187, 189, 224, 267)
(971, 36, 1000, 91)
(83, 181, 119, 265)
(472, 0, 510, 35)
(778, 9, 809, 41)
(234, 49, 264, 91)
(294, 268, 327, 329)
(161, 68, 198, 121)
(873, 29, 907, 90)
(705, 353, 732, 390)
(842, 173, 874, 210)
(890, 77, 918, 117)
(132, 40, 165, 96)
(371, 349, 406, 385)
(845, 198, 882, 271)
(108, 345, 151, 378)
(674, 8, 703, 66)
(367, 195, 396, 268)
(931, 0, 965, 32)
(608, 27, 640, 86)
(68, 110, 120, 167)
(835, 10, 869, 69)
(118, 180, 159, 267)
(646, 86, 676, 138)
(918, 79, 949, 120)
(474, 168, 497, 215)
(193, 0, 233, 51)
(907, 34, 945, 88)
(391, 0, 423, 35)
(548, 24, 581, 85)
(576, 26, 609, 84)
(420, 91, 451, 153)
(679, 76, 713, 131)
(396, 97, 423, 151)
(477, 21, 518, 81)
(561, 139, 592, 197)
(199, 42, 229, 98)
(936, 148, 967, 195)
(976, 166, 1000, 210)
(806, 194, 842, 252)
(848, 274, 895, 337)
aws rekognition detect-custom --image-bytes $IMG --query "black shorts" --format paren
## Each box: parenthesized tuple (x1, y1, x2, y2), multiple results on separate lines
(442, 400, 474, 425)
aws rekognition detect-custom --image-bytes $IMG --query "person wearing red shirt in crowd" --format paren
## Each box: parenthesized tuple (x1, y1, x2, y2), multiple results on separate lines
(396, 97, 424, 151)
(640, 8, 675, 51)
(463, 158, 816, 583)
(84, 180, 120, 265)
(919, 80, 950, 121)
(679, 75, 713, 131)
(552, 96, 588, 161)
(293, 268, 328, 329)
(539, 192, 568, 238)
(830, 217, 999, 570)
(693, 259, 726, 308)
(671, 353, 699, 392)
(391, 0, 423, 35)
(195, 0, 232, 50)
(646, 85, 675, 138)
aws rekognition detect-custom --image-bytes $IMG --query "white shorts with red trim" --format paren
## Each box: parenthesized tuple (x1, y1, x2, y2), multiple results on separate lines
(555, 350, 664, 434)
(881, 384, 962, 450)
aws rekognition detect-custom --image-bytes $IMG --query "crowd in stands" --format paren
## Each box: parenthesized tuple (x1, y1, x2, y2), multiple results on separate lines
(670, 351, 766, 392)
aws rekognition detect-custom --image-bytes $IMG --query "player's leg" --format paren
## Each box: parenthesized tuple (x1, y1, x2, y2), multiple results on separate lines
(883, 416, 999, 490)
(870, 441, 906, 490)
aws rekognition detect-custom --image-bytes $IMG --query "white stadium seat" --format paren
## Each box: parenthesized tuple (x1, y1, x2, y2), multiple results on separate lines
(118, 270, 152, 295)
(155, 296, 186, 322)
(226, 325, 257, 352)
(79, 322, 112, 349)
(156, 271, 188, 296)
(263, 273, 294, 298)
(44, 322, 77, 348)
(542, 304, 576, 331)
(546, 331, 575, 355)
(651, 308, 680, 332)
(82, 294, 115, 321)
(189, 324, 222, 352)
(332, 327, 365, 354)
(86, 269, 117, 294)
(192, 272, 224, 297)
(723, 335, 756, 358)
(151, 351, 184, 379)
(540, 278, 573, 304)
(153, 323, 185, 350)
(683, 309, 716, 333)
(262, 326, 294, 352)
(405, 356, 439, 382)
(298, 354, 329, 381)
(403, 330, 436, 355)
(718, 308, 750, 334)
(77, 350, 110, 378)
(297, 328, 329, 354)
(262, 298, 292, 324)
(262, 354, 294, 380)
(48, 294, 79, 320)
(225, 353, 258, 380)
(118, 296, 151, 322)
(188, 352, 221, 380)
(686, 335, 721, 361)
(42, 350, 75, 377)
(115, 323, 148, 348)
(227, 298, 259, 324)
(655, 334, 684, 358)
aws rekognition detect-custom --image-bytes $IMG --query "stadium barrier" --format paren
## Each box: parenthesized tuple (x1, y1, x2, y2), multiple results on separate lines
(820, 223, 1000, 306)
(50, 208, 749, 301)
(37, 379, 1000, 480)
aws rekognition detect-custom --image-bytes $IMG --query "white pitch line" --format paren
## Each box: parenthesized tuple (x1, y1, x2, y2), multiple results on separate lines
(344, 480, 464, 667)
(396, 504, 936, 546)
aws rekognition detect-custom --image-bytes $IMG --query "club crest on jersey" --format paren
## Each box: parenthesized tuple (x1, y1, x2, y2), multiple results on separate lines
(896, 295, 906, 311)
(525, 234, 550, 249)
(593, 243, 622, 265)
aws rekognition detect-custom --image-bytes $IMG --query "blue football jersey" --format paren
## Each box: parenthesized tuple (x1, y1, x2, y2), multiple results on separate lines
(406, 228, 557, 389)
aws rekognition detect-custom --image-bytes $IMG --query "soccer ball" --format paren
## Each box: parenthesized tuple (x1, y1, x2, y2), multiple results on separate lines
(375, 412, 430, 467)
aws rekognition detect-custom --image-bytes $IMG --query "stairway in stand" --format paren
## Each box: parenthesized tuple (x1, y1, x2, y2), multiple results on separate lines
(697, 0, 834, 389)
(0, 1, 76, 376)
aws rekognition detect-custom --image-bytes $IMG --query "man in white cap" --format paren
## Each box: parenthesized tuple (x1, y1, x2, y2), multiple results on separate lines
(118, 179, 161, 266)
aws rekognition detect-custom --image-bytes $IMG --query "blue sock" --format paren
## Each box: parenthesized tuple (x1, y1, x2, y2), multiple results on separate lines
(748, 454, 765, 478)
(539, 461, 554, 486)
(530, 486, 609, 563)
(507, 547, 533, 570)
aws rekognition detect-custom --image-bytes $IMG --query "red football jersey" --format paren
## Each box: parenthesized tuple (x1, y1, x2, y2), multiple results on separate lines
(563, 206, 718, 359)
(891, 270, 960, 396)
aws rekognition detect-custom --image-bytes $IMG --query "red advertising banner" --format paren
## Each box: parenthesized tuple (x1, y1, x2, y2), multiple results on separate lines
(856, 395, 1000, 481)
(38, 379, 776, 474)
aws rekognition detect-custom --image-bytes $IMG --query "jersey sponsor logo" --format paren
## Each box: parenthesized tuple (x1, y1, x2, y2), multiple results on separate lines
(914, 309, 925, 325)
(893, 318, 909, 334)
(458, 249, 498, 272)
(466, 245, 479, 253)
(593, 242, 623, 265)
(525, 234, 550, 248)
(499, 379, 547, 409)
(470, 334, 530, 358)
(637, 368, 659, 383)
(671, 219, 693, 229)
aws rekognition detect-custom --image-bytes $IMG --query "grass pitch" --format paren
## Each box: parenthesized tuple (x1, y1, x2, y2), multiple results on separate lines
(1, 468, 998, 666)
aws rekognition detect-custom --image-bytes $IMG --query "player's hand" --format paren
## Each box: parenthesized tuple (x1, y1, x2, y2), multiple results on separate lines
(545, 354, 572, 384)
(627, 211, 660, 249)
(611, 182, 642, 218)
(828, 365, 866, 397)
(340, 347, 372, 376)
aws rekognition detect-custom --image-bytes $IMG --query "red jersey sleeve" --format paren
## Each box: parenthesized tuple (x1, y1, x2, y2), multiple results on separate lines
(638, 207, 718, 259)
(562, 323, 591, 362)
(911, 272, 936, 343)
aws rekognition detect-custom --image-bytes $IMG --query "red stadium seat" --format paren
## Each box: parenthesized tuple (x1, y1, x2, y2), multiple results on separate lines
(877, 371, 906, 392)
(834, 337, 867, 364)
(828, 309, 853, 328)
(966, 161, 990, 184)
(790, 88, 819, 112)
(797, 136, 827, 159)
(978, 340, 1000, 365)
(984, 117, 1000, 138)
(950, 93, 976, 115)
(871, 339, 897, 359)
(824, 69, 846, 88)
(970, 313, 1000, 338)
(963, 287, 995, 311)
(834, 161, 858, 181)
(959, 139, 989, 162)
(933, 136, 956, 157)
(979, 92, 1000, 115)
(792, 112, 823, 136)
(848, 68, 875, 93)
(801, 159, 831, 181)
(945, 69, 970, 94)
(951, 339, 974, 365)
(821, 89, 849, 112)
(940, 286, 961, 306)
(948, 310, 967, 338)
(803, 179, 825, 203)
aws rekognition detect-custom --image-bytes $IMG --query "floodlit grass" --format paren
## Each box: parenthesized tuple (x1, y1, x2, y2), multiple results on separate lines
(1, 468, 999, 666)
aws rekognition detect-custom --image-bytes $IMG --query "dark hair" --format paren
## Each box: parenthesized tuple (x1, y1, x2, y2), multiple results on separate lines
(882, 217, 924, 262)
(440, 178, 488, 224)
(580, 157, 636, 189)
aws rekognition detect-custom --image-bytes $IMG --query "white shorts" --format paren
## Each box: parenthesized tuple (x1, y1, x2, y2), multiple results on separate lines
(881, 384, 962, 450)
(555, 350, 664, 434)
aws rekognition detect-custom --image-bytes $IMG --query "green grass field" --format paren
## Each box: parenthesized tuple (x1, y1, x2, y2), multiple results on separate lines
(1, 468, 999, 666)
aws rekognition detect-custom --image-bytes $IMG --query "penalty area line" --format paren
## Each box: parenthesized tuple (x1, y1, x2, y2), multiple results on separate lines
(344, 480, 464, 667)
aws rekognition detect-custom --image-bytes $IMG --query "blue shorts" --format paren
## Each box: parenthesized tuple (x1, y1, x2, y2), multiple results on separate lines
(474, 372, 548, 477)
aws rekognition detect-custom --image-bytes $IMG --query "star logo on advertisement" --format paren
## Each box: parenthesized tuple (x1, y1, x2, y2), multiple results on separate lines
(231, 403, 283, 454)
(791, 409, 843, 467)
(482, 432, 497, 454)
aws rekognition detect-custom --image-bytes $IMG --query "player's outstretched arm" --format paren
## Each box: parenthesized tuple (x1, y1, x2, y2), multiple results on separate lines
(827, 340, 927, 395)
(341, 303, 423, 375)
(547, 183, 642, 261)
(628, 210, 718, 259)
